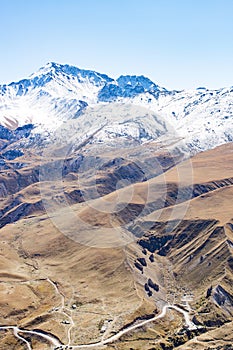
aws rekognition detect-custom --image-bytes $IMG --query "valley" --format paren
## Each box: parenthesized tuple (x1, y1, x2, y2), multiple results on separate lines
(0, 63, 232, 349)
(0, 139, 232, 349)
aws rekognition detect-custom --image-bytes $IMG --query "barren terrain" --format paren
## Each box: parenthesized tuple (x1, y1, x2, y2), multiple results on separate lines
(0, 141, 232, 349)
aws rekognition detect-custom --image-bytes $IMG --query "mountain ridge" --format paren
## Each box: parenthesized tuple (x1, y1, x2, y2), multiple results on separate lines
(0, 62, 232, 154)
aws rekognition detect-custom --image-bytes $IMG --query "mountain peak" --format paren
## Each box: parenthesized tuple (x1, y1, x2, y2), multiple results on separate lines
(0, 62, 232, 156)
(30, 62, 114, 83)
(117, 74, 165, 92)
(29, 61, 60, 78)
(1, 62, 169, 103)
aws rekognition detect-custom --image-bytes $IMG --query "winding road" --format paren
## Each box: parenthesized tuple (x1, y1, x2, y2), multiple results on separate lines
(0, 303, 198, 350)
(46, 278, 75, 346)
(0, 326, 61, 349)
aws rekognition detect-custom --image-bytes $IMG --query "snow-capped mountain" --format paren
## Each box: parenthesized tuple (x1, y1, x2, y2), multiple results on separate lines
(0, 62, 232, 153)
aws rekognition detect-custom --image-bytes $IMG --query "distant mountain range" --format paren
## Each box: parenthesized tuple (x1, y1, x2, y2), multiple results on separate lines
(0, 62, 232, 153)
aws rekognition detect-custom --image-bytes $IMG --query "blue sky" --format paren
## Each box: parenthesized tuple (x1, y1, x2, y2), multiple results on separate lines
(0, 0, 233, 89)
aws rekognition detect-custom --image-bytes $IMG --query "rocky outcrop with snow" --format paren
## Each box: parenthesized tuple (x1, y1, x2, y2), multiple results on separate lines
(0, 62, 232, 153)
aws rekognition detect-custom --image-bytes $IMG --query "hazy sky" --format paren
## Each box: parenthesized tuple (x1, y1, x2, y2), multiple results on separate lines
(1, 0, 233, 89)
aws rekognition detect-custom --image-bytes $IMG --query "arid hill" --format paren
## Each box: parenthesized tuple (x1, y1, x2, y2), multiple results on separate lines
(0, 141, 232, 349)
